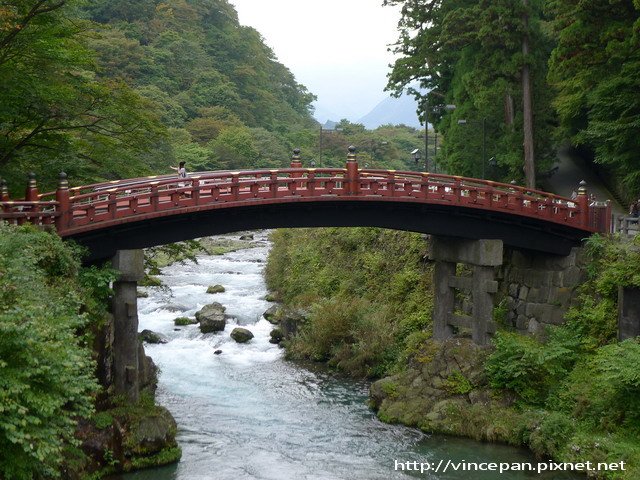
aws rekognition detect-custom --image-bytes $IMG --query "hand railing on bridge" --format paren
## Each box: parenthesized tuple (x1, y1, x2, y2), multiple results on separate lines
(0, 147, 611, 237)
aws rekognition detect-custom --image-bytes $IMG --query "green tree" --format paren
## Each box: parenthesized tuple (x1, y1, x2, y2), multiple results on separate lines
(0, 0, 167, 190)
(547, 0, 640, 199)
(0, 224, 104, 479)
(385, 0, 555, 184)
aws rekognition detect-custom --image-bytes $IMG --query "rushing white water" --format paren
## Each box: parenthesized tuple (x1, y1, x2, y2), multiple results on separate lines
(114, 231, 581, 480)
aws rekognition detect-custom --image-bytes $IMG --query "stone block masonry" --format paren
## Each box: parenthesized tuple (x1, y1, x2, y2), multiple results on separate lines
(429, 236, 589, 344)
(498, 246, 587, 335)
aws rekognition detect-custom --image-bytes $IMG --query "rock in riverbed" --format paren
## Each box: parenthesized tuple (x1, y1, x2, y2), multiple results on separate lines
(139, 330, 168, 344)
(196, 302, 226, 333)
(269, 328, 284, 344)
(206, 284, 226, 294)
(263, 305, 279, 324)
(230, 327, 254, 343)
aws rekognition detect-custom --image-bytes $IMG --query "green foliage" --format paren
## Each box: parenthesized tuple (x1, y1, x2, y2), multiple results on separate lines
(554, 340, 640, 433)
(565, 235, 640, 346)
(0, 1, 168, 192)
(528, 411, 575, 458)
(486, 328, 582, 405)
(0, 224, 102, 479)
(443, 371, 473, 395)
(547, 0, 640, 199)
(93, 412, 114, 431)
(480, 236, 640, 477)
(385, 0, 555, 183)
(267, 227, 433, 377)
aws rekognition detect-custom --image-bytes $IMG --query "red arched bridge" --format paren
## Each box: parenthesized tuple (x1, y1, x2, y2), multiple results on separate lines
(0, 148, 611, 262)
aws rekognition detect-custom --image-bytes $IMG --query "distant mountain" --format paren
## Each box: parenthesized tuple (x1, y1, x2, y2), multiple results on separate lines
(322, 120, 339, 130)
(312, 103, 341, 125)
(358, 95, 423, 130)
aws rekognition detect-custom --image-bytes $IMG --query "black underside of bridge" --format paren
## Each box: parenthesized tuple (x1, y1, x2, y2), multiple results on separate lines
(70, 201, 591, 264)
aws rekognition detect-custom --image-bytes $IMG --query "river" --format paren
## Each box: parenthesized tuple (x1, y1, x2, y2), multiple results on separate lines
(112, 231, 580, 480)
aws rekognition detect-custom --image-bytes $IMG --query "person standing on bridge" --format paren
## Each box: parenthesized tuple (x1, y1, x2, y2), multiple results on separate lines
(170, 161, 187, 180)
(630, 199, 640, 218)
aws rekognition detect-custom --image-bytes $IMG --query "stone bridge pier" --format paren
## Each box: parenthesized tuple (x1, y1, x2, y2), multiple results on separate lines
(111, 250, 145, 402)
(429, 237, 503, 346)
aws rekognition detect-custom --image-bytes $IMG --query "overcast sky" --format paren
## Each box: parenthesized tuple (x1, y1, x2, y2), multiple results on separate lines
(229, 0, 401, 122)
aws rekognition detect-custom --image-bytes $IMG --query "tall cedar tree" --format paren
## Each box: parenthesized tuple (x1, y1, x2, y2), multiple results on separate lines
(385, 0, 555, 184)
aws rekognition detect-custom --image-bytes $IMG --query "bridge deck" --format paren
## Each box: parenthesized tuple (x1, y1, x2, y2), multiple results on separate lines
(0, 164, 611, 261)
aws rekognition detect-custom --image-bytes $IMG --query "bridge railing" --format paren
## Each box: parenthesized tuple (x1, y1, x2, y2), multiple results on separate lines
(0, 148, 608, 236)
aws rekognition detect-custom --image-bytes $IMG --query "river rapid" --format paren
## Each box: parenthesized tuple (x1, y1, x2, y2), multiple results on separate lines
(112, 231, 580, 480)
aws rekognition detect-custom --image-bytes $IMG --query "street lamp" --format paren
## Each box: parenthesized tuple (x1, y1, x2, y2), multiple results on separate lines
(411, 149, 421, 167)
(458, 117, 487, 179)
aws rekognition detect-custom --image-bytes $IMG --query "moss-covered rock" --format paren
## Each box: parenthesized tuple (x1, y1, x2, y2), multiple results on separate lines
(139, 330, 168, 344)
(206, 284, 226, 294)
(174, 317, 197, 326)
(269, 328, 284, 344)
(139, 275, 162, 287)
(263, 304, 279, 323)
(230, 327, 254, 343)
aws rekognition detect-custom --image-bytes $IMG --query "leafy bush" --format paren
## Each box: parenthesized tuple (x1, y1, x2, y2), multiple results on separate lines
(486, 328, 581, 405)
(553, 340, 640, 433)
(0, 224, 105, 478)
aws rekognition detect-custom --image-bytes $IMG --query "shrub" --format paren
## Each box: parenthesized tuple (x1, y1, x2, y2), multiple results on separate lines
(485, 328, 581, 405)
(0, 224, 102, 479)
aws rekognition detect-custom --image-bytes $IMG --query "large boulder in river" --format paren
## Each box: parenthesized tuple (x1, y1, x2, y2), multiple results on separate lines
(230, 327, 254, 343)
(139, 330, 168, 344)
(196, 302, 226, 333)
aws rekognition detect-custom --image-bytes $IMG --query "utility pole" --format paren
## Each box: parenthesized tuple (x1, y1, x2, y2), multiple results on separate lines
(424, 100, 429, 172)
(319, 126, 323, 165)
(482, 117, 487, 179)
(522, 0, 535, 189)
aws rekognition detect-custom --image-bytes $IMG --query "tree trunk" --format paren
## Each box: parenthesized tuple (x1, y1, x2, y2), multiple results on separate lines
(522, 0, 535, 189)
(504, 92, 515, 128)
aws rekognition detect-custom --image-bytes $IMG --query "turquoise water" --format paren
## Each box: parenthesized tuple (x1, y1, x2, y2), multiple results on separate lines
(111, 232, 581, 480)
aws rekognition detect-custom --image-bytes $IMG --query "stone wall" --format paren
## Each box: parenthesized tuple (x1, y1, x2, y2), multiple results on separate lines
(497, 246, 587, 336)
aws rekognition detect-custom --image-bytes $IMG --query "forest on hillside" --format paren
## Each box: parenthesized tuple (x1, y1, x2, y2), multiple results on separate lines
(0, 0, 428, 196)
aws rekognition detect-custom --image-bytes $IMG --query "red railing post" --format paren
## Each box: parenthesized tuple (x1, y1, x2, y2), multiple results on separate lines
(270, 171, 278, 198)
(577, 180, 589, 228)
(290, 148, 302, 177)
(25, 172, 39, 201)
(346, 145, 359, 195)
(0, 178, 9, 201)
(25, 172, 40, 223)
(55, 172, 71, 232)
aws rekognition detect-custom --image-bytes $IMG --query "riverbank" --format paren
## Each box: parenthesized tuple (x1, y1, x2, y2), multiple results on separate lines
(266, 228, 640, 479)
(104, 230, 587, 480)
